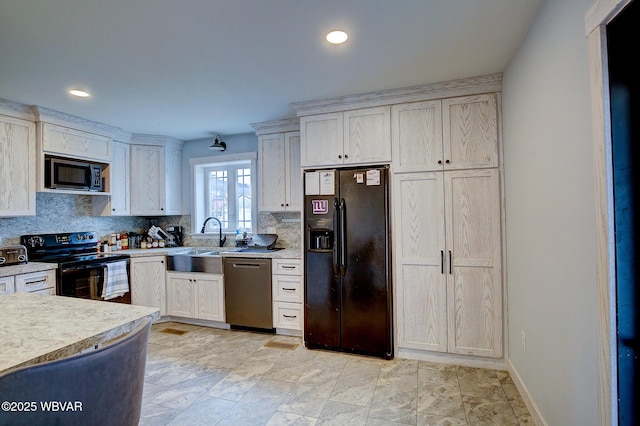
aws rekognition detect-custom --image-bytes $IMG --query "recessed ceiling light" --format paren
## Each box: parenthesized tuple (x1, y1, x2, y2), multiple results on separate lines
(69, 89, 90, 98)
(326, 30, 348, 44)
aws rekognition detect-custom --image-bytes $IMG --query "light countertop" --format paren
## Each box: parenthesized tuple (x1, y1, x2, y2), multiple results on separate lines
(0, 262, 57, 278)
(0, 293, 160, 374)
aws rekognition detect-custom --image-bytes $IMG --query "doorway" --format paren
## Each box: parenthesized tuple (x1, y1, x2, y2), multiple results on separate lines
(606, 1, 638, 424)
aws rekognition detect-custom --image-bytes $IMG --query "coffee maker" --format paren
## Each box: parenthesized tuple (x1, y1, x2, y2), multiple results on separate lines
(165, 226, 184, 247)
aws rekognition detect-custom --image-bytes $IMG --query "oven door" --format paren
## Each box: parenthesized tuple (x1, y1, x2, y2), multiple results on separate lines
(58, 262, 131, 304)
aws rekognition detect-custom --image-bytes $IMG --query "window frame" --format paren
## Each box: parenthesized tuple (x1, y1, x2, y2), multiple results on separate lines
(189, 152, 257, 239)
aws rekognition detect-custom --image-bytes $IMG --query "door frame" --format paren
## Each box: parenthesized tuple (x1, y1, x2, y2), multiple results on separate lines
(585, 1, 633, 425)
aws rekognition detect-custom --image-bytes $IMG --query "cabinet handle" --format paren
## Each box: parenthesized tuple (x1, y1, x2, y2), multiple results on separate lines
(338, 154, 342, 159)
(282, 287, 296, 291)
(449, 250, 452, 274)
(438, 160, 442, 165)
(281, 203, 285, 207)
(283, 314, 298, 318)
(285, 203, 289, 206)
(445, 160, 450, 164)
(344, 154, 348, 159)
(25, 278, 47, 286)
(440, 250, 444, 274)
(282, 266, 296, 270)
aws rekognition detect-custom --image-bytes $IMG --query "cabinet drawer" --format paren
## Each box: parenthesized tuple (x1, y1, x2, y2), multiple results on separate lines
(15, 270, 56, 293)
(273, 275, 302, 303)
(0, 276, 15, 295)
(273, 302, 303, 330)
(272, 258, 302, 275)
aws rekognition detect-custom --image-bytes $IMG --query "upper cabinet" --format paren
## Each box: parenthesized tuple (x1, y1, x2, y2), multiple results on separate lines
(37, 122, 111, 162)
(392, 93, 498, 173)
(93, 141, 130, 216)
(299, 106, 391, 168)
(252, 118, 301, 212)
(0, 114, 36, 217)
(130, 138, 182, 216)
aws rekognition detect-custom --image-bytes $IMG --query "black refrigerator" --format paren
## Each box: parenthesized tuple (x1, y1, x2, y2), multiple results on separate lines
(304, 165, 392, 359)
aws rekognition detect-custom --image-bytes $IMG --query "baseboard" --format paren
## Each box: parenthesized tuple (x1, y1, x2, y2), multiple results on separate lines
(396, 348, 507, 370)
(507, 358, 548, 426)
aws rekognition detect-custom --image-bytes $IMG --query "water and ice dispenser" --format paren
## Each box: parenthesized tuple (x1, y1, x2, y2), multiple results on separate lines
(309, 229, 333, 251)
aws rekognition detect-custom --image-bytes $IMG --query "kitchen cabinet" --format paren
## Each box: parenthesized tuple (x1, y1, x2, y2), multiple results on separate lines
(37, 122, 111, 163)
(130, 144, 181, 216)
(272, 258, 303, 333)
(166, 271, 224, 321)
(92, 141, 130, 216)
(300, 106, 390, 167)
(258, 131, 301, 211)
(394, 169, 502, 357)
(392, 94, 498, 173)
(0, 115, 36, 217)
(0, 276, 15, 295)
(14, 270, 56, 295)
(130, 256, 166, 316)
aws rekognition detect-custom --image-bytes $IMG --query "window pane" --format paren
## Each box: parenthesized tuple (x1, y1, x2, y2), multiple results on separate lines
(236, 167, 252, 230)
(207, 169, 228, 230)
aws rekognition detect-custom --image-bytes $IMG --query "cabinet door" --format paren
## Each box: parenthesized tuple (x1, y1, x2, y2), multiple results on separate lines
(394, 172, 448, 352)
(196, 274, 225, 321)
(0, 276, 15, 294)
(39, 122, 111, 162)
(443, 93, 499, 170)
(300, 113, 343, 167)
(130, 256, 166, 316)
(0, 115, 36, 217)
(392, 101, 443, 172)
(164, 146, 182, 215)
(285, 132, 301, 211)
(109, 141, 130, 215)
(130, 145, 165, 215)
(445, 169, 502, 357)
(258, 133, 286, 211)
(343, 106, 391, 165)
(167, 272, 196, 318)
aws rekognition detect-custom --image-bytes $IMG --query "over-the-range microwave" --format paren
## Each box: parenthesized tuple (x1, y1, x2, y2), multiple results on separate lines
(44, 156, 104, 191)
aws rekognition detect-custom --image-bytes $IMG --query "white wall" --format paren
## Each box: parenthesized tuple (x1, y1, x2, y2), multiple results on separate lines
(502, 0, 597, 424)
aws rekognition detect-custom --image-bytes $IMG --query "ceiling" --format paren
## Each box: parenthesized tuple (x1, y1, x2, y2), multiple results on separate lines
(0, 0, 544, 141)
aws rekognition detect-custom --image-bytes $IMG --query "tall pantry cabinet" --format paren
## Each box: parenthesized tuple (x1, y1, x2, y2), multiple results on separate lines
(392, 91, 504, 359)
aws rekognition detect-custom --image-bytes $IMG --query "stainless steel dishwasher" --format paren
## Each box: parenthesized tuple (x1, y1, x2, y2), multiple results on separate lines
(223, 257, 273, 330)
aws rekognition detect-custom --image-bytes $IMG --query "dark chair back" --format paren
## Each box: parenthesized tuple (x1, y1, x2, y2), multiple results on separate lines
(0, 318, 151, 426)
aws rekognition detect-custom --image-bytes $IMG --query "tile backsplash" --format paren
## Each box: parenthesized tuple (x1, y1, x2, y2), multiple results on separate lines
(0, 193, 301, 250)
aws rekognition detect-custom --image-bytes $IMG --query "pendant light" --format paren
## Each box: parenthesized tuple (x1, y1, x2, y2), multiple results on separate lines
(209, 135, 226, 151)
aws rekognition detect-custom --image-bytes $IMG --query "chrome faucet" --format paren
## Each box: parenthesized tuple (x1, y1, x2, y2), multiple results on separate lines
(200, 217, 227, 247)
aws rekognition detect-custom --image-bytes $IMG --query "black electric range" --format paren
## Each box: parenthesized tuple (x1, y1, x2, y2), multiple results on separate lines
(21, 232, 131, 303)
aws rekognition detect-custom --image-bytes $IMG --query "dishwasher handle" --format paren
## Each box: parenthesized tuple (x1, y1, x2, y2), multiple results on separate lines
(229, 262, 266, 269)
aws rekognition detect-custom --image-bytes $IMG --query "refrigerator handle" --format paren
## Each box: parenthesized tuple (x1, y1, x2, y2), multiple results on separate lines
(441, 250, 444, 274)
(340, 198, 347, 277)
(333, 198, 340, 275)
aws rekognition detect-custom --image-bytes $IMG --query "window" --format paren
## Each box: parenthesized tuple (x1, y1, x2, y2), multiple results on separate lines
(190, 153, 257, 236)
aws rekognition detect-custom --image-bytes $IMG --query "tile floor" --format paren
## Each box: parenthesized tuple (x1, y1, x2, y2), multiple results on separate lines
(139, 322, 533, 425)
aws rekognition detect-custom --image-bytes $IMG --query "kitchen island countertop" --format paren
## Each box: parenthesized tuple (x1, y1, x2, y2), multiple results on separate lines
(0, 293, 159, 375)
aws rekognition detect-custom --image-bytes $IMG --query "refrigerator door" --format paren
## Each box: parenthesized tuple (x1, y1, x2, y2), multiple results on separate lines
(338, 167, 392, 358)
(304, 172, 340, 350)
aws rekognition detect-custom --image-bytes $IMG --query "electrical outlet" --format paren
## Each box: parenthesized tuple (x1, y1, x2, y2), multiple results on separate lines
(521, 330, 526, 353)
(267, 227, 276, 234)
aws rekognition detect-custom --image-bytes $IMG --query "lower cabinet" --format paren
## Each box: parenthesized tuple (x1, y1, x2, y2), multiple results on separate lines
(15, 270, 56, 294)
(166, 271, 225, 322)
(131, 256, 166, 316)
(272, 258, 303, 332)
(0, 276, 16, 295)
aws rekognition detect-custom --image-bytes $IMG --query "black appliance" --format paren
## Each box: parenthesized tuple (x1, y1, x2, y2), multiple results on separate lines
(304, 165, 392, 359)
(44, 156, 104, 191)
(21, 232, 130, 303)
(165, 225, 184, 247)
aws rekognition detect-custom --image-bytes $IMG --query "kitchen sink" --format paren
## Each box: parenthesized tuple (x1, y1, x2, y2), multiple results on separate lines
(166, 248, 222, 273)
